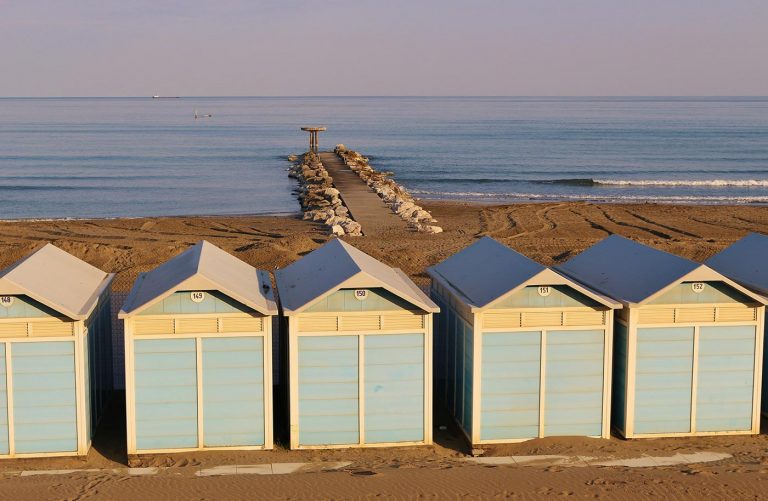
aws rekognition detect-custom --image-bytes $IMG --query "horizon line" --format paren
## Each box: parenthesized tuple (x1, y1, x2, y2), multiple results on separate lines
(2, 95, 768, 99)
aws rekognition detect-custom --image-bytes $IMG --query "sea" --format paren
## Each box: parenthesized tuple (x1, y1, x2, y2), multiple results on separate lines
(0, 96, 767, 220)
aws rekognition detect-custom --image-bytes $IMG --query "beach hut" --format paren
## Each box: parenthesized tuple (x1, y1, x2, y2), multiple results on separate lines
(275, 239, 439, 449)
(119, 241, 277, 454)
(706, 232, 768, 415)
(0, 244, 114, 458)
(427, 237, 620, 445)
(558, 235, 766, 438)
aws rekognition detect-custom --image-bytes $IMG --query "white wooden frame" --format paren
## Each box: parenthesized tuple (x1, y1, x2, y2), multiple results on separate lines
(124, 312, 274, 455)
(470, 310, 613, 445)
(287, 312, 433, 450)
(617, 304, 764, 439)
(0, 323, 90, 458)
(432, 281, 614, 446)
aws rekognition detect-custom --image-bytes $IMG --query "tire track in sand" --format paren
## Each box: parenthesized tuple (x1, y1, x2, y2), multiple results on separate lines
(624, 210, 701, 238)
(594, 206, 672, 240)
(508, 204, 566, 240)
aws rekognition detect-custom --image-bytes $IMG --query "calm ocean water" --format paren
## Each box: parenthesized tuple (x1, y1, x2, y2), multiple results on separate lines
(0, 97, 767, 219)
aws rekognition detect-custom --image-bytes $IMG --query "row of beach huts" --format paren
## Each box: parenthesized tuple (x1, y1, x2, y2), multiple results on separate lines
(0, 233, 766, 458)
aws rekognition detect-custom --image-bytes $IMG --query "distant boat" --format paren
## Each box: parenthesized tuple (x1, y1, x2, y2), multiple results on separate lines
(194, 109, 213, 119)
(152, 95, 180, 99)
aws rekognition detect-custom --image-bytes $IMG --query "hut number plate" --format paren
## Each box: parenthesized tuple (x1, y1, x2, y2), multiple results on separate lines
(190, 291, 206, 303)
(0, 296, 14, 308)
(691, 282, 706, 293)
(537, 286, 552, 297)
(354, 289, 369, 301)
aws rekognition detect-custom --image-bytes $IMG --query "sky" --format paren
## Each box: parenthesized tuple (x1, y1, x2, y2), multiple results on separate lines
(1, 0, 767, 96)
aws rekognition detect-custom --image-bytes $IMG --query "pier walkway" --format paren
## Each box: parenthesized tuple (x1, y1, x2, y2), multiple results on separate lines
(319, 152, 409, 235)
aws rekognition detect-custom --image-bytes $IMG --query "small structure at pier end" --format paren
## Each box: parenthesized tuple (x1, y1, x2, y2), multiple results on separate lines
(301, 126, 326, 152)
(120, 241, 277, 454)
(0, 244, 114, 458)
(558, 235, 766, 439)
(275, 239, 439, 449)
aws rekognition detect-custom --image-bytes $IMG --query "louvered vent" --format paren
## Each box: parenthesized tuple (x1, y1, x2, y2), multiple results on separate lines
(483, 312, 522, 329)
(341, 315, 380, 331)
(564, 310, 605, 326)
(676, 307, 716, 323)
(134, 318, 175, 335)
(381, 313, 424, 330)
(0, 323, 28, 337)
(521, 311, 562, 327)
(176, 318, 218, 334)
(717, 307, 757, 322)
(299, 316, 338, 332)
(31, 320, 74, 337)
(221, 317, 264, 333)
(639, 308, 675, 325)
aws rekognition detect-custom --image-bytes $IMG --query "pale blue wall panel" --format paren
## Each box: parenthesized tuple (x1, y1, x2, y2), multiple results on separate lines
(0, 344, 7, 454)
(544, 330, 604, 437)
(139, 290, 254, 315)
(0, 295, 59, 318)
(134, 338, 198, 450)
(202, 336, 265, 447)
(364, 333, 424, 444)
(12, 341, 77, 454)
(304, 288, 416, 313)
(298, 335, 359, 446)
(634, 327, 693, 434)
(696, 325, 755, 432)
(491, 285, 600, 309)
(647, 281, 751, 305)
(480, 331, 541, 440)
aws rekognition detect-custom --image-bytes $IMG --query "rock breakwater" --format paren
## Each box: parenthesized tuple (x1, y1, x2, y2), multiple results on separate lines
(288, 152, 363, 236)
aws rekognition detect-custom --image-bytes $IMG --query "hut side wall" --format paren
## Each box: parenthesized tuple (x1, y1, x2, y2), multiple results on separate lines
(430, 281, 474, 442)
(84, 289, 114, 443)
(612, 321, 629, 436)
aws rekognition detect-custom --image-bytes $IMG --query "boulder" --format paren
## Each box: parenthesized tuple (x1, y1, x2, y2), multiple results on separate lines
(331, 225, 345, 236)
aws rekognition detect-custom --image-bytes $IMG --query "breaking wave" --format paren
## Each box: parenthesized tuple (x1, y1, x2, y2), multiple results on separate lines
(535, 178, 768, 187)
(410, 189, 768, 204)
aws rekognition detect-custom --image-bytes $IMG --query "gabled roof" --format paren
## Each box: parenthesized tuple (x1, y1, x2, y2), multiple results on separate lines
(557, 235, 766, 306)
(706, 233, 768, 296)
(274, 239, 438, 315)
(119, 241, 277, 318)
(0, 243, 114, 320)
(427, 237, 620, 311)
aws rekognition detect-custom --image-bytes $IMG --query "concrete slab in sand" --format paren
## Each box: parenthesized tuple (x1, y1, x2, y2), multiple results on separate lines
(467, 451, 731, 469)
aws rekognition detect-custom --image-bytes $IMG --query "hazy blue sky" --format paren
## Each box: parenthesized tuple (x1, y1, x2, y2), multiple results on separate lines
(1, 0, 766, 96)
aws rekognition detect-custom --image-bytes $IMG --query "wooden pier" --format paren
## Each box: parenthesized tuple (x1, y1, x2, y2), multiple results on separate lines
(319, 152, 409, 235)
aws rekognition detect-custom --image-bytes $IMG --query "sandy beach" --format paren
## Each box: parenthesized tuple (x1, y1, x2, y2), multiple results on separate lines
(0, 200, 766, 499)
(1, 200, 765, 291)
